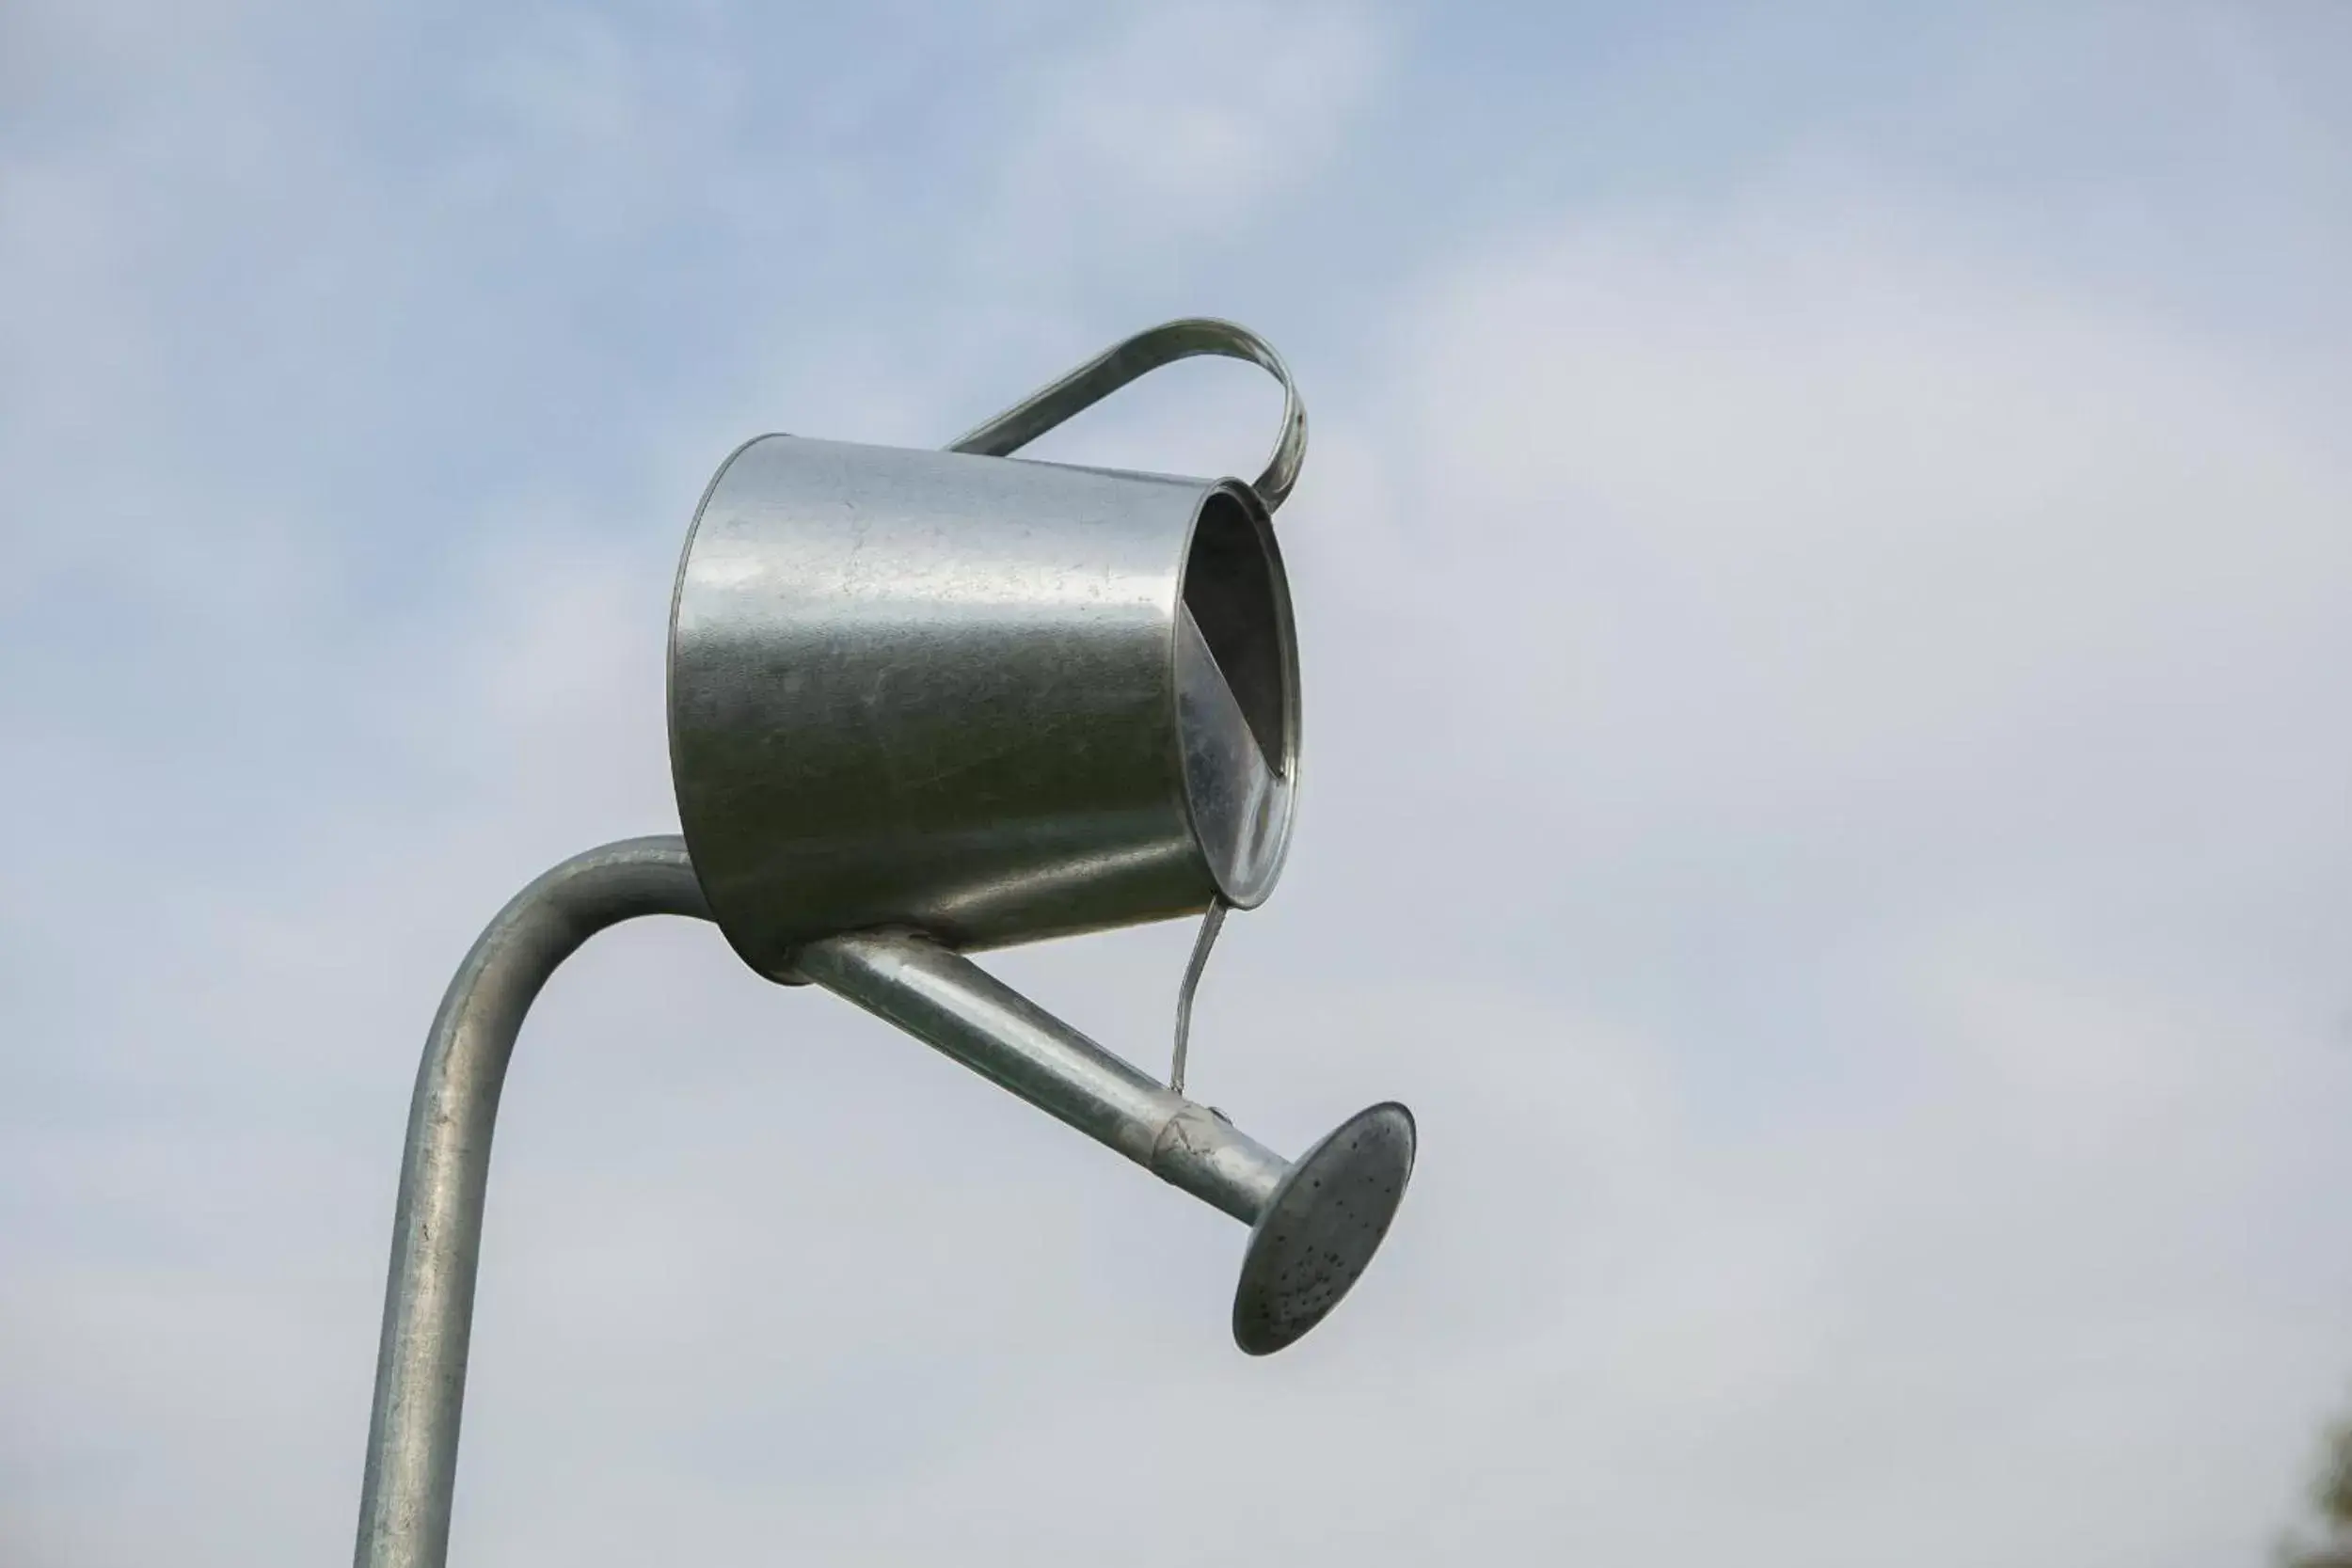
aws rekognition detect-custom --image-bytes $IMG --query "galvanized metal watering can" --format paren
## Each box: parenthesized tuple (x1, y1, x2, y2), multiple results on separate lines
(356, 321, 1416, 1568)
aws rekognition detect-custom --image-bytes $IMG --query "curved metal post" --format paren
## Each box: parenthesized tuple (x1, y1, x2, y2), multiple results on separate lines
(354, 837, 711, 1568)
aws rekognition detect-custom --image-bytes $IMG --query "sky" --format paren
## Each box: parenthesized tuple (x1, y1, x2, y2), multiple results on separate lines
(3, 1, 2350, 1563)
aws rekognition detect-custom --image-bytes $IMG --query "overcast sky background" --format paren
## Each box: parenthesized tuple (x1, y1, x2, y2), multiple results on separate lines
(4, 2, 2351, 1564)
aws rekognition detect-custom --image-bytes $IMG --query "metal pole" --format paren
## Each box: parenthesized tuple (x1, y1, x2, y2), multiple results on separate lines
(354, 837, 711, 1568)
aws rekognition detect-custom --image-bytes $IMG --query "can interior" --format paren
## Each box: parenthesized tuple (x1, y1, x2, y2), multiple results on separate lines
(1175, 487, 1298, 907)
(1182, 490, 1293, 778)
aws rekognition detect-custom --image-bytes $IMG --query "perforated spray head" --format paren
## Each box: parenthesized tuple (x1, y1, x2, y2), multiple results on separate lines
(1233, 1102, 1416, 1354)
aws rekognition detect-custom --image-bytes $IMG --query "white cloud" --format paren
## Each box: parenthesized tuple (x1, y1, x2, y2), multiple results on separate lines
(999, 0, 1384, 235)
(5, 7, 2351, 1568)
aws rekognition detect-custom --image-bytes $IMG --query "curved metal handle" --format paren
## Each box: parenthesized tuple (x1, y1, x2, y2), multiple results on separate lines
(946, 317, 1309, 511)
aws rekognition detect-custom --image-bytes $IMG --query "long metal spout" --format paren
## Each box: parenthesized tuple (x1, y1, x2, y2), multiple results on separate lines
(796, 930, 1416, 1358)
(796, 930, 1292, 1222)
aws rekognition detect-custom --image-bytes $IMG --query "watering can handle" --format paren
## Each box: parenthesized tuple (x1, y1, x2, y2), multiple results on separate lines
(946, 318, 1302, 1093)
(945, 317, 1309, 512)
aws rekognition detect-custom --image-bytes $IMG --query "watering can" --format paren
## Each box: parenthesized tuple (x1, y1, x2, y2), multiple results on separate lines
(355, 320, 1416, 1568)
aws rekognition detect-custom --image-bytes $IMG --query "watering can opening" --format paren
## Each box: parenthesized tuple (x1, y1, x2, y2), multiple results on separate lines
(1176, 484, 1298, 911)
(1183, 487, 1291, 774)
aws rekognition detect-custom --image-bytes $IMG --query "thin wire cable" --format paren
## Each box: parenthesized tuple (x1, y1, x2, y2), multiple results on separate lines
(1170, 898, 1228, 1095)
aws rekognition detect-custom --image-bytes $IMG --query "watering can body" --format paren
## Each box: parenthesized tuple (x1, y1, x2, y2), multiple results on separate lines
(672, 434, 1300, 977)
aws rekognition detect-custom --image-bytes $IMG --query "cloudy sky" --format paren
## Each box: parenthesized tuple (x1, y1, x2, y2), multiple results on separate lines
(5, 2, 2351, 1563)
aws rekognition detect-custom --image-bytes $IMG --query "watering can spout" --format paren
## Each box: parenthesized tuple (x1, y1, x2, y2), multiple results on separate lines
(795, 929, 1414, 1354)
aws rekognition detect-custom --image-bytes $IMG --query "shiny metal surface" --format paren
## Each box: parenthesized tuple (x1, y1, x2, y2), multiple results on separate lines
(354, 837, 712, 1568)
(670, 317, 1309, 981)
(798, 927, 1288, 1223)
(670, 437, 1301, 977)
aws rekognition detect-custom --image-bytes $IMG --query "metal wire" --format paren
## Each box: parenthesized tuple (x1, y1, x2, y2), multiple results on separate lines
(1169, 897, 1227, 1095)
